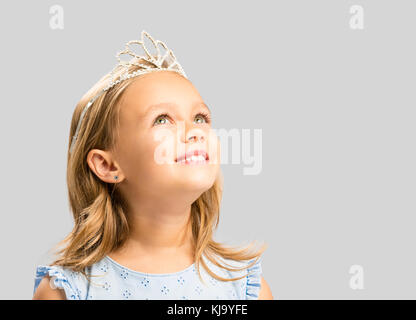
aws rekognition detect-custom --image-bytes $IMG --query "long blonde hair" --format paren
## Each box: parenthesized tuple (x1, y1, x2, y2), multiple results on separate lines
(52, 57, 268, 283)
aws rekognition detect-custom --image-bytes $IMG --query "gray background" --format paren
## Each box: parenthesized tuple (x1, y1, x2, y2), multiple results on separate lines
(0, 0, 414, 299)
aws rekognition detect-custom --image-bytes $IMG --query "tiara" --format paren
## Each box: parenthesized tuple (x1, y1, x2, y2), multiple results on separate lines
(69, 30, 188, 154)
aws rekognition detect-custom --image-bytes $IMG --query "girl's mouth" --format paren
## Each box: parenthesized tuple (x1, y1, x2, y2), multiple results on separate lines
(175, 149, 209, 165)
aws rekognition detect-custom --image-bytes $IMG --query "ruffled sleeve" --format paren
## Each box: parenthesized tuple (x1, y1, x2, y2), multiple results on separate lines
(33, 265, 80, 300)
(245, 257, 263, 300)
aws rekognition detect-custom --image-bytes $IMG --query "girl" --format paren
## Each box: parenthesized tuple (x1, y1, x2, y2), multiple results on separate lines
(32, 30, 273, 300)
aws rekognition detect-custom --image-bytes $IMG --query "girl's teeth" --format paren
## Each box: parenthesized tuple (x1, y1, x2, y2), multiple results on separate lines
(179, 155, 206, 164)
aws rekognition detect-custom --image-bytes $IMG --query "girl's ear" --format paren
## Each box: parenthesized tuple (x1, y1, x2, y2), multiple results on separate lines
(86, 149, 124, 183)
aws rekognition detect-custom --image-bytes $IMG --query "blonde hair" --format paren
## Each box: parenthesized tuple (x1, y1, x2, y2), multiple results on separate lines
(51, 57, 268, 284)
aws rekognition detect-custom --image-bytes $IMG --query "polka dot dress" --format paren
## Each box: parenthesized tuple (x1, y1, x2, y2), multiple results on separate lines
(33, 255, 263, 300)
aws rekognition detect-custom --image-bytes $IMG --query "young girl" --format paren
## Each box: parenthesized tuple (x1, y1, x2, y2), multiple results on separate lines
(32, 30, 273, 300)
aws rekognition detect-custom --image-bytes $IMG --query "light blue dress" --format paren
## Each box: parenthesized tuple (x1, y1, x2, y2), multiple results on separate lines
(33, 255, 263, 300)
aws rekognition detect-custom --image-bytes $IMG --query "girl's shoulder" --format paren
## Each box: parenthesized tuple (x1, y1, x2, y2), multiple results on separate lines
(205, 255, 263, 300)
(33, 264, 91, 300)
(243, 257, 263, 299)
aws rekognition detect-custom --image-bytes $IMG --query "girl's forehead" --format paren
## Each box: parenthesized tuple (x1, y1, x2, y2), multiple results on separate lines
(121, 101, 210, 126)
(120, 73, 204, 117)
(141, 101, 211, 117)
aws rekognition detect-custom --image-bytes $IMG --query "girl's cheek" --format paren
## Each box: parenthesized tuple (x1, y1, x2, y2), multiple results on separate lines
(150, 128, 177, 165)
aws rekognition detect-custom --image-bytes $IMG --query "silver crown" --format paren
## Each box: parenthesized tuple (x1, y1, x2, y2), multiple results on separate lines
(69, 30, 188, 154)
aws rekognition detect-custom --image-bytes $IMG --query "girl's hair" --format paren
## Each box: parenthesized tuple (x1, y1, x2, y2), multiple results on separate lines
(51, 57, 268, 283)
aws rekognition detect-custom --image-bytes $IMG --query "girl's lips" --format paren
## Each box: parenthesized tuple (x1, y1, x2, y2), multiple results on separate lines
(175, 149, 209, 163)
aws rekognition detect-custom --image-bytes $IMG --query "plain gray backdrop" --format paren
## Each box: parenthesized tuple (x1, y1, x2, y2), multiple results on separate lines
(0, 0, 415, 299)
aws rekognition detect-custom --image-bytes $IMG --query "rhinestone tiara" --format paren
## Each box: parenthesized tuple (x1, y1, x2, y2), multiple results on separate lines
(69, 30, 188, 154)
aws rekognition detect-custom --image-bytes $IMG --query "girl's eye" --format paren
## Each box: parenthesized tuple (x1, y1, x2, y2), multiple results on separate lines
(153, 112, 211, 126)
(194, 112, 211, 124)
(153, 114, 170, 126)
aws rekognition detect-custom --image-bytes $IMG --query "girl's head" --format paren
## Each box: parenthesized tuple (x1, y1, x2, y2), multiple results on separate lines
(87, 70, 220, 207)
(54, 31, 266, 282)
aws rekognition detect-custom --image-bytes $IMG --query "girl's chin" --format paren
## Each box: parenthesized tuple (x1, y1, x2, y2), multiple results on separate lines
(173, 171, 216, 187)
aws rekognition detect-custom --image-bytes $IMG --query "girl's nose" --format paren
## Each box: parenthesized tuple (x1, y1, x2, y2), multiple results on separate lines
(187, 134, 205, 143)
(178, 120, 207, 143)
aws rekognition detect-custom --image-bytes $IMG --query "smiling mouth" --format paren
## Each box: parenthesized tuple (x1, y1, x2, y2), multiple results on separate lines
(175, 150, 209, 165)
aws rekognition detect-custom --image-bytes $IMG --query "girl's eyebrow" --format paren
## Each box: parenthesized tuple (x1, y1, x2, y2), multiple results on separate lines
(143, 101, 211, 116)
(199, 102, 211, 114)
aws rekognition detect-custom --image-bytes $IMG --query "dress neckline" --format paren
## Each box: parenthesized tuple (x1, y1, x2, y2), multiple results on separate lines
(104, 255, 196, 277)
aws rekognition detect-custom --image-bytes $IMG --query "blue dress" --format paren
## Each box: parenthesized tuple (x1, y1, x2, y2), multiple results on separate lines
(33, 255, 263, 300)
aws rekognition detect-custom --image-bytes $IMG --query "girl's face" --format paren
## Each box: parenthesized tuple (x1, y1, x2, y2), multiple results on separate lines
(113, 71, 220, 199)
